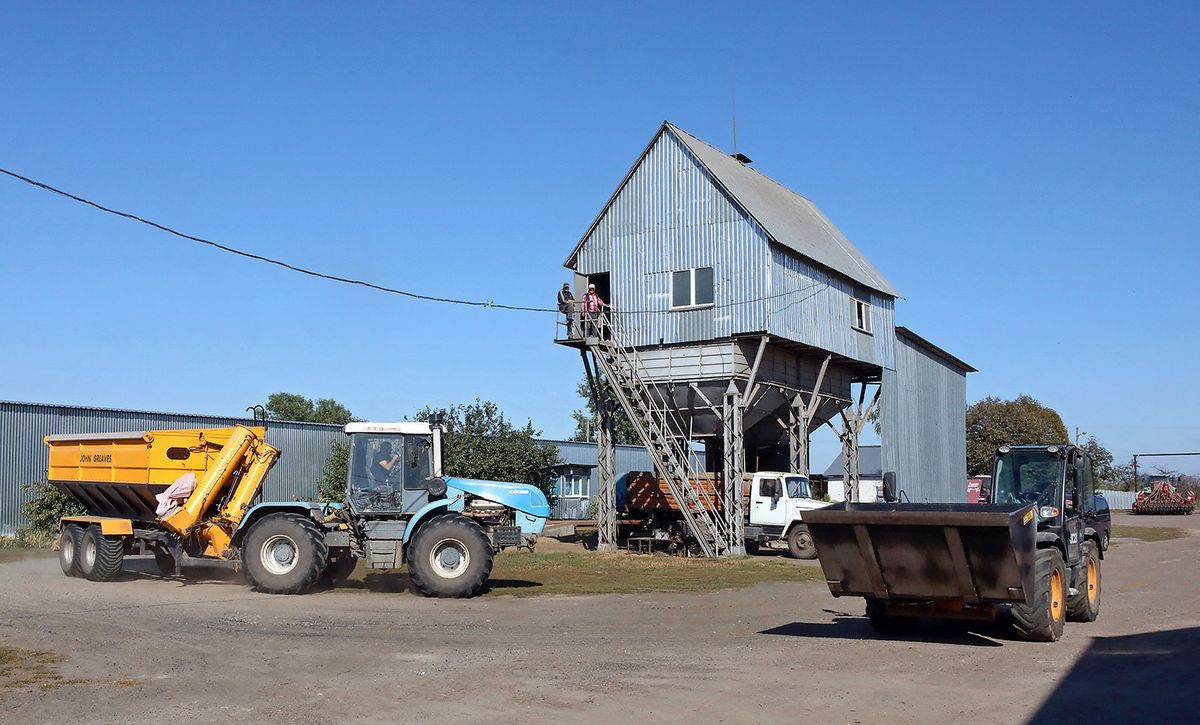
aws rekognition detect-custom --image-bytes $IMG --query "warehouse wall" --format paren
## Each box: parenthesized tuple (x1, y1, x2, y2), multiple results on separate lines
(0, 401, 343, 536)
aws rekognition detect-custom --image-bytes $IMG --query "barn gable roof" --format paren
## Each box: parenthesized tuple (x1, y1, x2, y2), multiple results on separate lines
(565, 121, 900, 298)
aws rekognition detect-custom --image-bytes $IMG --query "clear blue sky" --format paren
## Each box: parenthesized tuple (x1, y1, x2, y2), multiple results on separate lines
(1, 2, 1197, 472)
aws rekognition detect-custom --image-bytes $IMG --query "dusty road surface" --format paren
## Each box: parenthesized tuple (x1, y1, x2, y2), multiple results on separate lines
(2, 512, 1196, 724)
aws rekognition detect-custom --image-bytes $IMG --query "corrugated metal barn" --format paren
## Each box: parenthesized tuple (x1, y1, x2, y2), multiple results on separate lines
(0, 400, 344, 535)
(563, 121, 974, 507)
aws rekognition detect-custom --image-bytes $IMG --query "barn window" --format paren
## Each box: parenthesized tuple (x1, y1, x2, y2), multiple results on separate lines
(558, 471, 588, 498)
(852, 298, 872, 333)
(670, 267, 714, 309)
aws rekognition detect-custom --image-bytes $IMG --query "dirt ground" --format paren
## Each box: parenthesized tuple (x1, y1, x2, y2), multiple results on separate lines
(2, 511, 1196, 724)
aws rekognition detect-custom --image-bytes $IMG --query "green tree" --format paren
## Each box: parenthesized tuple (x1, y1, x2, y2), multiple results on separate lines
(570, 376, 639, 445)
(965, 395, 1069, 475)
(417, 400, 561, 501)
(264, 392, 353, 425)
(264, 392, 355, 501)
(1079, 435, 1135, 490)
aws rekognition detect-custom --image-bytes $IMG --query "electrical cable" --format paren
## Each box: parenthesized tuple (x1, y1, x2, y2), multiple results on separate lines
(1, 166, 837, 316)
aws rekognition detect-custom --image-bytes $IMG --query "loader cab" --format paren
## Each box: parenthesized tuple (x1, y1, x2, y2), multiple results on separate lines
(344, 422, 445, 516)
(991, 444, 1094, 565)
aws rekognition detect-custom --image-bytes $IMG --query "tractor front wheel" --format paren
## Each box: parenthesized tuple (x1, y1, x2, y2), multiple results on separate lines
(1010, 547, 1067, 642)
(241, 513, 328, 594)
(407, 514, 493, 598)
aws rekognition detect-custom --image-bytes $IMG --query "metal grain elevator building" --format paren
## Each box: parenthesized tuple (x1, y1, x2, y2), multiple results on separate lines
(556, 121, 974, 556)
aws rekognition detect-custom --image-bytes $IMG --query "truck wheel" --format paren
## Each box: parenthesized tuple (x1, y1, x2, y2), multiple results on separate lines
(80, 526, 125, 582)
(241, 513, 328, 594)
(865, 597, 919, 635)
(1066, 542, 1101, 622)
(407, 514, 493, 598)
(1010, 547, 1067, 642)
(58, 524, 84, 577)
(786, 525, 818, 560)
(321, 554, 358, 587)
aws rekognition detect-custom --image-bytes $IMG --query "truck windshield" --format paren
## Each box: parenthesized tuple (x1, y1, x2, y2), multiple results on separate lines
(992, 450, 1062, 506)
(785, 476, 812, 499)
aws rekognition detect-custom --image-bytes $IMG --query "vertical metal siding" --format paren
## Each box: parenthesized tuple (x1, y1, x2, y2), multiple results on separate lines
(575, 128, 770, 347)
(768, 247, 896, 369)
(0, 401, 343, 535)
(880, 335, 968, 502)
(1097, 489, 1135, 511)
(547, 440, 654, 519)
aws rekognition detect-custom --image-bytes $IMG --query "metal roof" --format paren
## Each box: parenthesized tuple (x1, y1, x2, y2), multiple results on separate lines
(895, 327, 976, 373)
(823, 445, 883, 479)
(566, 121, 900, 298)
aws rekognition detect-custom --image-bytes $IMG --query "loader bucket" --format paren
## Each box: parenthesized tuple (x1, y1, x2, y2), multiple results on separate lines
(802, 502, 1038, 606)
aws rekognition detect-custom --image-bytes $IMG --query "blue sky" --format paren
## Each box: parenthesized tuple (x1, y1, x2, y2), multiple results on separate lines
(1, 2, 1197, 472)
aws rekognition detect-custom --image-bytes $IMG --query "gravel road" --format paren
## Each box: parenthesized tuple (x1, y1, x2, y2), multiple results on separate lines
(1, 511, 1196, 724)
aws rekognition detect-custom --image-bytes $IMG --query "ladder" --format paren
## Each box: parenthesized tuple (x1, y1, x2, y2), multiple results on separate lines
(582, 312, 732, 557)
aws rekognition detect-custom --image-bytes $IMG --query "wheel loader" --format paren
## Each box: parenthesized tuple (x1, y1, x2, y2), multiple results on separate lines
(802, 444, 1105, 642)
(48, 418, 549, 597)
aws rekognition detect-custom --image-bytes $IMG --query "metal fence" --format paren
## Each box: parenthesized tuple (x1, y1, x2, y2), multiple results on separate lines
(1098, 489, 1136, 511)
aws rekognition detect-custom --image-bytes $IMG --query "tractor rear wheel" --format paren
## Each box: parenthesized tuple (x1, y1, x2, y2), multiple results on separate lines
(1010, 547, 1067, 642)
(241, 513, 328, 594)
(865, 596, 920, 635)
(786, 525, 818, 560)
(407, 514, 493, 598)
(1066, 542, 1101, 622)
(58, 523, 84, 577)
(80, 526, 125, 582)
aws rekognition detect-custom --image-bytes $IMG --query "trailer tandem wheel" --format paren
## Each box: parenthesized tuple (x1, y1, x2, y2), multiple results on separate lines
(58, 523, 84, 577)
(80, 525, 125, 582)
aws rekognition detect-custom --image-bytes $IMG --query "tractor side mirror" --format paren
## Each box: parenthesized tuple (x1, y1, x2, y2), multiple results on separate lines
(882, 472, 898, 503)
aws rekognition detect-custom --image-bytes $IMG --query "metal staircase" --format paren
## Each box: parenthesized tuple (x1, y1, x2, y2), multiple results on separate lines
(581, 313, 733, 557)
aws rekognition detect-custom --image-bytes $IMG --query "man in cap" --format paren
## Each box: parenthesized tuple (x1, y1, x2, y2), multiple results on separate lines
(556, 282, 575, 336)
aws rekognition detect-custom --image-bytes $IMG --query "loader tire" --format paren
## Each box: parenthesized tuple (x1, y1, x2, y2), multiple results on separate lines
(1010, 547, 1066, 642)
(241, 513, 328, 595)
(58, 523, 84, 577)
(865, 596, 920, 635)
(786, 525, 818, 560)
(1066, 542, 1101, 622)
(407, 514, 493, 598)
(80, 525, 125, 582)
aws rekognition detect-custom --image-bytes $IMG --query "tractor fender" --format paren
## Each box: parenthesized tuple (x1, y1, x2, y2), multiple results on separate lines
(231, 502, 324, 548)
(1083, 526, 1105, 559)
(401, 497, 462, 544)
(1035, 530, 1067, 559)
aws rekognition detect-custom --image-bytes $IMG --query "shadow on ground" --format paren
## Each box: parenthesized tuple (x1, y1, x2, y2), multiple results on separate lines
(1028, 626, 1200, 723)
(759, 615, 1006, 647)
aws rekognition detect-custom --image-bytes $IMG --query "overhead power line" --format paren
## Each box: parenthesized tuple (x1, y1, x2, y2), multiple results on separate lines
(0, 166, 834, 316)
(0, 167, 554, 313)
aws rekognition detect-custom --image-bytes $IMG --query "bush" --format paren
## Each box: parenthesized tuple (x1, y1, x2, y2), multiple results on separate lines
(17, 482, 84, 544)
(317, 441, 349, 503)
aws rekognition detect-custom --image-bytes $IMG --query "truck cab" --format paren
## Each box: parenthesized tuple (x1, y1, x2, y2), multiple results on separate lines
(746, 471, 826, 559)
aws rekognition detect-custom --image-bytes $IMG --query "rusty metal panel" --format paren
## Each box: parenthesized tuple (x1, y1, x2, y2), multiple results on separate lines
(574, 127, 770, 348)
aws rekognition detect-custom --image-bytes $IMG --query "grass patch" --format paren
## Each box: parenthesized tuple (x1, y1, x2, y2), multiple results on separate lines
(1112, 525, 1188, 542)
(484, 550, 822, 597)
(0, 646, 82, 697)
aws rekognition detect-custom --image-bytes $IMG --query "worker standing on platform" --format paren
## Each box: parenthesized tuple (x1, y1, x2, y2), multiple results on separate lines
(583, 283, 606, 337)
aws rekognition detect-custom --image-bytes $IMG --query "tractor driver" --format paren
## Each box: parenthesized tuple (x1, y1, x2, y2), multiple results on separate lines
(372, 441, 401, 488)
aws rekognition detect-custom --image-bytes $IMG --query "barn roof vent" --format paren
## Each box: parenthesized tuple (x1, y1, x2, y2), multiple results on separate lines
(731, 152, 753, 165)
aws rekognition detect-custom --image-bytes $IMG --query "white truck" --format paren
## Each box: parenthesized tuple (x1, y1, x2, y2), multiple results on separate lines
(622, 470, 837, 558)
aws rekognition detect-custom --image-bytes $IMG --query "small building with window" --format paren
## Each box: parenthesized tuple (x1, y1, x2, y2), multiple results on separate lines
(546, 439, 654, 519)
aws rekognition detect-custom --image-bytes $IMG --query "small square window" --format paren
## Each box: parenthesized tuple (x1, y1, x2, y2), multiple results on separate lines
(670, 267, 715, 310)
(559, 472, 588, 498)
(852, 298, 871, 333)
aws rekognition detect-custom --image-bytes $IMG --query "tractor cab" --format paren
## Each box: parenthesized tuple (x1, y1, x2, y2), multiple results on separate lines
(991, 444, 1098, 566)
(344, 422, 446, 516)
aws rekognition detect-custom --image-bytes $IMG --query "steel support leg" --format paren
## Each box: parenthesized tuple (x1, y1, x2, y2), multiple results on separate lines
(723, 387, 746, 556)
(842, 417, 860, 503)
(595, 396, 618, 552)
